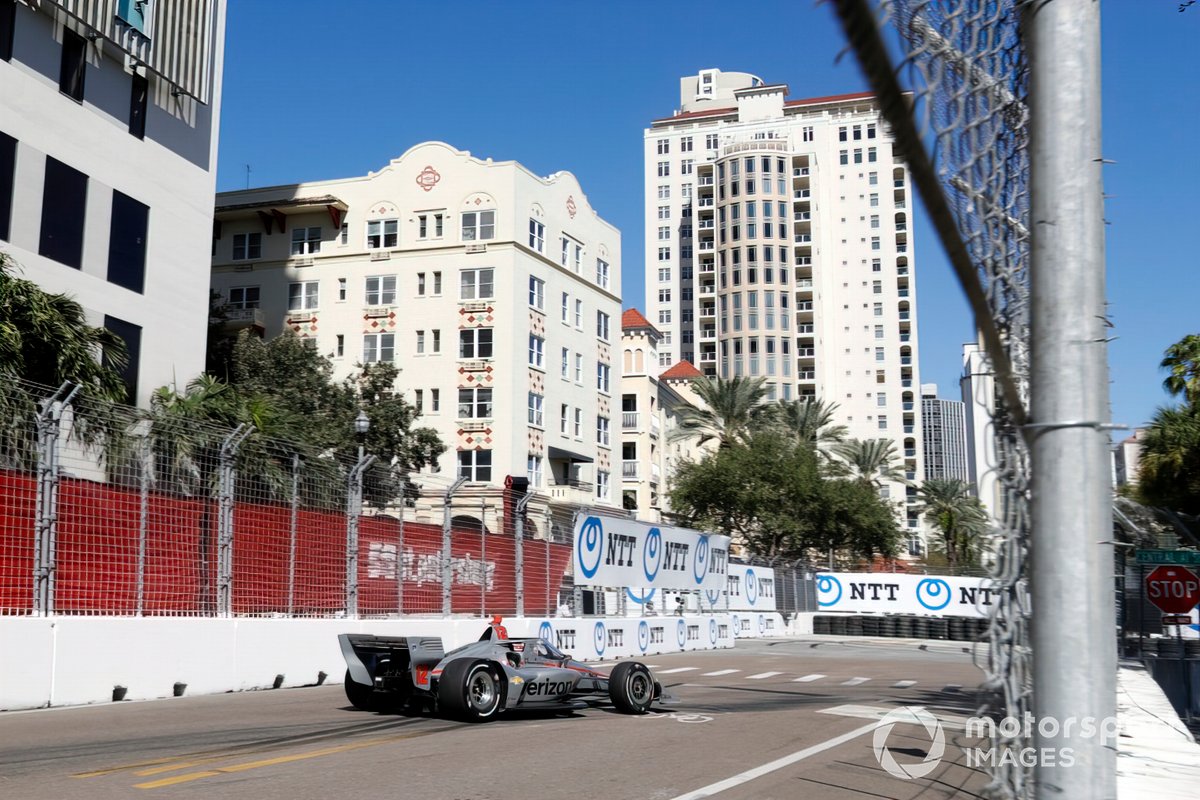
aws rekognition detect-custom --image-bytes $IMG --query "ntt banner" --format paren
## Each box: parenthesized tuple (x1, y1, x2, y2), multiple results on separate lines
(573, 515, 730, 591)
(815, 572, 995, 618)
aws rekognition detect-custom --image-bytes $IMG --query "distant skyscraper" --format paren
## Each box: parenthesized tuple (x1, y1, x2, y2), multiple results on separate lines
(921, 383, 969, 481)
(644, 68, 925, 536)
(961, 341, 1001, 526)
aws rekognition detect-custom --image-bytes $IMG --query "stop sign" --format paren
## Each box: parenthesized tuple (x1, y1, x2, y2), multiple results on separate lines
(1145, 565, 1200, 614)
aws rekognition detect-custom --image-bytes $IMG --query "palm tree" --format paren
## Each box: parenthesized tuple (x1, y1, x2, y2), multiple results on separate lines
(1136, 403, 1200, 516)
(774, 398, 848, 459)
(832, 438, 908, 486)
(916, 479, 990, 569)
(670, 376, 772, 449)
(1160, 333, 1200, 406)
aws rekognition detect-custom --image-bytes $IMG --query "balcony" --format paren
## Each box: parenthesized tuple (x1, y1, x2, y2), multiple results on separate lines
(698, 219, 714, 229)
(221, 307, 265, 331)
(896, 223, 907, 232)
(699, 351, 717, 363)
(793, 189, 811, 200)
(793, 167, 810, 177)
(904, 448, 917, 458)
(698, 241, 715, 252)
(650, 415, 660, 435)
(899, 311, 910, 321)
(897, 243, 908, 253)
(698, 197, 714, 207)
(700, 327, 716, 341)
(902, 379, 913, 388)
(794, 234, 812, 244)
(699, 176, 714, 186)
(797, 278, 813, 290)
(905, 471, 917, 481)
(796, 256, 812, 266)
(699, 285, 716, 296)
(622, 460, 639, 480)
(900, 333, 910, 343)
(797, 323, 814, 334)
(699, 303, 716, 317)
(797, 347, 815, 357)
(797, 301, 813, 312)
(651, 463, 662, 482)
(904, 425, 914, 434)
(897, 267, 909, 276)
(548, 481, 594, 505)
(794, 212, 811, 222)
(798, 370, 815, 381)
(699, 261, 715, 274)
(901, 356, 912, 366)
(622, 412, 640, 431)
(896, 200, 906, 210)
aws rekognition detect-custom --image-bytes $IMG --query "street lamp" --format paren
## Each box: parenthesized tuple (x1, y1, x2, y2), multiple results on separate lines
(354, 410, 370, 460)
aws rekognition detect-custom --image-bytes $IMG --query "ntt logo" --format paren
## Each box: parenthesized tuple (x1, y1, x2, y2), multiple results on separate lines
(873, 707, 945, 780)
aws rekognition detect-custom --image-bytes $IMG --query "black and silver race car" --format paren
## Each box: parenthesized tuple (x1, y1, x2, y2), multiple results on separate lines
(338, 623, 672, 721)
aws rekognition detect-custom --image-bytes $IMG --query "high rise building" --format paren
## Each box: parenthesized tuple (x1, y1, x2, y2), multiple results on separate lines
(920, 383, 969, 481)
(961, 341, 1001, 525)
(210, 142, 621, 513)
(0, 0, 227, 404)
(644, 68, 924, 536)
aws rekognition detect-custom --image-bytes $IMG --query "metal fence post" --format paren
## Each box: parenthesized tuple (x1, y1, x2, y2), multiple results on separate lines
(514, 492, 532, 617)
(287, 455, 300, 616)
(32, 383, 78, 616)
(443, 476, 466, 615)
(1026, 1, 1114, 795)
(217, 425, 252, 618)
(479, 497, 487, 617)
(397, 497, 405, 616)
(136, 432, 152, 616)
(345, 453, 376, 618)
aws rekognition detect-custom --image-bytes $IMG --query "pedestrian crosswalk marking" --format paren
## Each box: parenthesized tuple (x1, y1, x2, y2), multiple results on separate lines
(702, 669, 741, 676)
(747, 671, 783, 680)
(656, 667, 699, 674)
(841, 677, 870, 686)
(794, 674, 826, 682)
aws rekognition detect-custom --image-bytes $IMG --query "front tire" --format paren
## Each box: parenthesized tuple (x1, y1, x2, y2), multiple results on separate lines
(344, 670, 383, 712)
(439, 660, 504, 721)
(610, 661, 654, 714)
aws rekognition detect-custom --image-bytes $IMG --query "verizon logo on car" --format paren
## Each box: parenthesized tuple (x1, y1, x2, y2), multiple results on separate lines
(524, 680, 572, 697)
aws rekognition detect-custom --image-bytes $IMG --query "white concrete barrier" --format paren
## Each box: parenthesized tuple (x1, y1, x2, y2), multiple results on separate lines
(0, 614, 734, 711)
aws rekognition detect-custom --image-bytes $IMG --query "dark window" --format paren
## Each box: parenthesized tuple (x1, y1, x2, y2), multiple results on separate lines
(59, 28, 86, 102)
(128, 73, 148, 139)
(108, 190, 148, 293)
(39, 157, 88, 268)
(1, 0, 15, 62)
(103, 315, 141, 403)
(0, 131, 14, 242)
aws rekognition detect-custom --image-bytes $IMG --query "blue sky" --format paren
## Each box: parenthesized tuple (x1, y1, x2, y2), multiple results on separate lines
(215, 1, 1197, 435)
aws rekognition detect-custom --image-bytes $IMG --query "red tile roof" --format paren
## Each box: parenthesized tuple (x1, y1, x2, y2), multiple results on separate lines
(660, 361, 704, 380)
(651, 106, 737, 124)
(621, 308, 661, 335)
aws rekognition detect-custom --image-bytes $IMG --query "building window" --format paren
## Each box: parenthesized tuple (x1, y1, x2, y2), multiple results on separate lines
(416, 330, 425, 354)
(528, 334, 545, 368)
(103, 315, 141, 403)
(340, 223, 348, 245)
(596, 311, 610, 340)
(39, 157, 87, 269)
(681, 159, 694, 175)
(873, 280, 882, 294)
(560, 346, 569, 379)
(291, 226, 321, 255)
(658, 310, 671, 325)
(457, 450, 492, 483)
(338, 278, 347, 301)
(657, 161, 669, 177)
(802, 126, 814, 142)
(596, 362, 610, 393)
(596, 259, 609, 289)
(107, 190, 149, 293)
(869, 172, 878, 186)
(657, 185, 670, 199)
(460, 268, 495, 299)
(431, 388, 440, 413)
(0, 0, 14, 63)
(528, 218, 545, 252)
(574, 243, 583, 273)
(875, 347, 886, 362)
(461, 210, 495, 241)
(839, 151, 849, 166)
(529, 275, 545, 309)
(560, 404, 569, 434)
(59, 28, 87, 102)
(705, 133, 718, 149)
(875, 324, 885, 339)
(459, 328, 494, 359)
(335, 334, 344, 357)
(656, 138, 669, 155)
(458, 387, 493, 418)
(528, 392, 544, 427)
(128, 73, 148, 139)
(574, 299, 583, 329)
(561, 292, 569, 323)
(366, 219, 398, 249)
(658, 267, 671, 282)
(228, 286, 260, 309)
(658, 289, 671, 303)
(232, 232, 262, 260)
(432, 329, 441, 353)
(877, 392, 887, 406)
(658, 247, 670, 261)
(0, 131, 14, 241)
(874, 302, 884, 317)
(596, 471, 610, 500)
(657, 205, 670, 220)
(432, 271, 442, 294)
(868, 147, 878, 163)
(596, 415, 610, 446)
(365, 275, 397, 305)
(870, 215, 880, 229)
(878, 415, 888, 430)
(871, 237, 881, 251)
(658, 226, 670, 241)
(574, 353, 583, 383)
(527, 455, 543, 487)
(363, 333, 395, 363)
(417, 212, 444, 239)
(417, 273, 427, 295)
(872, 258, 882, 272)
(574, 408, 583, 438)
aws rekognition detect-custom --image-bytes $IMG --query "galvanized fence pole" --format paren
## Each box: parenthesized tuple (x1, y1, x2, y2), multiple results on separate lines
(136, 433, 152, 616)
(217, 425, 252, 618)
(442, 477, 466, 615)
(396, 497, 405, 616)
(345, 453, 375, 618)
(514, 492, 532, 617)
(32, 383, 77, 615)
(479, 497, 487, 617)
(1026, 1, 1115, 796)
(287, 455, 300, 616)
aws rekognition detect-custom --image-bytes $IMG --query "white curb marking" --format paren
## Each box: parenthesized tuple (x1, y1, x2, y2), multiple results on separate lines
(794, 674, 826, 682)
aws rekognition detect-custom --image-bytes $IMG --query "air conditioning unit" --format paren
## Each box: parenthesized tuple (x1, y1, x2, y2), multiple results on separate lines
(462, 302, 489, 313)
(370, 251, 391, 261)
(364, 307, 392, 318)
(460, 360, 487, 371)
(465, 243, 487, 254)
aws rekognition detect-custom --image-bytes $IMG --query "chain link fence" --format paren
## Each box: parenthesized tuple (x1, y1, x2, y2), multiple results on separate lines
(835, 1, 1034, 797)
(0, 379, 576, 619)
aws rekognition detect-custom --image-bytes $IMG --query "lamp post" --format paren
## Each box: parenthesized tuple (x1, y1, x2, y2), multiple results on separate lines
(354, 410, 370, 462)
(346, 410, 373, 617)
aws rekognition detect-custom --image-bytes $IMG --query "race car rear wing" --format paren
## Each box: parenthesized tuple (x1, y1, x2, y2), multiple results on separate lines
(339, 634, 445, 691)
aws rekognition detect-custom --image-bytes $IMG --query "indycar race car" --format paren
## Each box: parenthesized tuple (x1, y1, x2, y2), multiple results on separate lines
(338, 623, 672, 721)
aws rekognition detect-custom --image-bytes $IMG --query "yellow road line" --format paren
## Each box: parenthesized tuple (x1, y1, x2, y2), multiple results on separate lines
(134, 760, 215, 777)
(73, 757, 183, 778)
(135, 771, 222, 788)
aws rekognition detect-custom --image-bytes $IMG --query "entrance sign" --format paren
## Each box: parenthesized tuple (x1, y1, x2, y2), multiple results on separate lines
(1144, 566, 1200, 614)
(572, 515, 729, 591)
(815, 572, 995, 618)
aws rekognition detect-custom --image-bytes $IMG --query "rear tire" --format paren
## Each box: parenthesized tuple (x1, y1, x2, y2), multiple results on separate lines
(344, 670, 382, 712)
(610, 661, 654, 714)
(439, 660, 504, 721)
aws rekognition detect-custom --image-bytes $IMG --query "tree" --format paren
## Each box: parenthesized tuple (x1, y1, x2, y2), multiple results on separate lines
(1136, 403, 1200, 517)
(1160, 333, 1200, 406)
(670, 376, 772, 449)
(916, 479, 990, 569)
(0, 252, 128, 403)
(774, 397, 848, 459)
(832, 438, 909, 487)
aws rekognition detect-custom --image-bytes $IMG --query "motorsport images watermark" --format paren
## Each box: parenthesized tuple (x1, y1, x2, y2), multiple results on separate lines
(872, 707, 1120, 778)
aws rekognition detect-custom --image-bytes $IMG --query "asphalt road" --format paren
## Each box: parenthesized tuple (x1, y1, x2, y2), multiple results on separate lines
(0, 637, 991, 799)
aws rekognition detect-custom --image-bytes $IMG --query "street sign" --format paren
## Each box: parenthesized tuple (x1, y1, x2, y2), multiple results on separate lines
(1162, 615, 1193, 626)
(1144, 566, 1200, 614)
(1135, 549, 1200, 566)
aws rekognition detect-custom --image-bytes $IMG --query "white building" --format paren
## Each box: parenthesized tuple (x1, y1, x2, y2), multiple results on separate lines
(1113, 429, 1146, 488)
(961, 341, 1002, 526)
(210, 142, 622, 511)
(644, 68, 924, 537)
(920, 383, 969, 481)
(0, 0, 226, 404)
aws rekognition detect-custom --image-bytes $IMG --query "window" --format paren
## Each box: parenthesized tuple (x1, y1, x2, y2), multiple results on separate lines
(417, 272, 426, 295)
(338, 278, 347, 301)
(528, 218, 545, 252)
(596, 471, 610, 500)
(0, 132, 13, 241)
(366, 219, 398, 249)
(875, 324, 885, 339)
(681, 159, 694, 175)
(103, 315, 141, 403)
(870, 215, 880, 229)
(596, 259, 609, 289)
(432, 271, 442, 294)
(658, 267, 671, 282)
(460, 268, 495, 299)
(657, 205, 670, 220)
(839, 127, 848, 142)
(0, 0, 14, 62)
(432, 329, 441, 353)
(365, 275, 397, 305)
(874, 302, 884, 317)
(457, 450, 492, 482)
(417, 212, 444, 239)
(458, 388, 493, 418)
(528, 334, 545, 368)
(596, 362, 610, 393)
(459, 328, 494, 358)
(656, 138, 669, 155)
(872, 258, 881, 272)
(869, 172, 878, 186)
(596, 415, 610, 446)
(527, 456, 544, 488)
(658, 247, 670, 261)
(873, 280, 882, 294)
(431, 388, 440, 413)
(461, 210, 495, 241)
(528, 275, 545, 309)
(561, 292, 569, 323)
(574, 408, 583, 438)
(705, 133, 718, 149)
(227, 286, 260, 309)
(340, 223, 348, 245)
(657, 161, 669, 177)
(868, 147, 878, 163)
(107, 191, 149, 293)
(657, 185, 670, 200)
(291, 226, 321, 255)
(560, 404, 569, 434)
(870, 193, 879, 207)
(596, 311, 610, 340)
(574, 243, 583, 273)
(59, 28, 87, 102)
(528, 392, 544, 427)
(802, 126, 814, 142)
(839, 151, 849, 166)
(871, 237, 881, 251)
(658, 226, 670, 241)
(560, 347, 569, 379)
(363, 333, 395, 363)
(875, 347, 886, 362)
(877, 392, 887, 406)
(574, 352, 583, 383)
(574, 299, 583, 329)
(415, 330, 425, 354)
(335, 334, 344, 357)
(878, 415, 888, 430)
(680, 136, 693, 152)
(128, 73, 148, 139)
(658, 310, 671, 325)
(39, 157, 87, 269)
